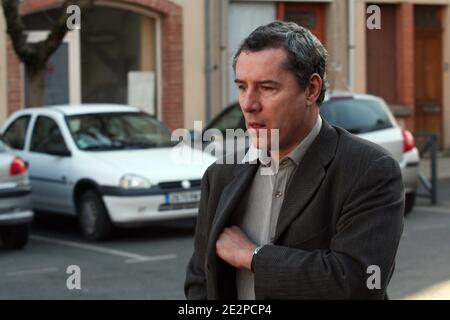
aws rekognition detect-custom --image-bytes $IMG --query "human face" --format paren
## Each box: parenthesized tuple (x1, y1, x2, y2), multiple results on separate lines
(235, 48, 320, 159)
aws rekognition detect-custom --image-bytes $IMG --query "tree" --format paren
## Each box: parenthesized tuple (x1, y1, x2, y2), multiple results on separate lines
(1, 0, 94, 106)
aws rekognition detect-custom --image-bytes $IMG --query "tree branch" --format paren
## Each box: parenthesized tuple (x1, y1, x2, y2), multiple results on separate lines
(1, 0, 95, 73)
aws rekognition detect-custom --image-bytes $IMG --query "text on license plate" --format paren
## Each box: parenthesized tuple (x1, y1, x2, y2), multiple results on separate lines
(166, 191, 201, 204)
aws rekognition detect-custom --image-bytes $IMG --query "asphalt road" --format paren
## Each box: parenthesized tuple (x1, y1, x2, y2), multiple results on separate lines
(1, 186, 450, 300)
(0, 215, 196, 299)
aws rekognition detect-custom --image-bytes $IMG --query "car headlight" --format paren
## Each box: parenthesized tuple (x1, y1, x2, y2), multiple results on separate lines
(119, 174, 152, 189)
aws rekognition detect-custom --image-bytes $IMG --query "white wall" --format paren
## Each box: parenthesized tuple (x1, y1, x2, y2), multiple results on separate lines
(171, 0, 206, 129)
(227, 1, 276, 105)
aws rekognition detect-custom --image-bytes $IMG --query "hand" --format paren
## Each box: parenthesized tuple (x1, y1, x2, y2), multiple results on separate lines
(216, 226, 257, 270)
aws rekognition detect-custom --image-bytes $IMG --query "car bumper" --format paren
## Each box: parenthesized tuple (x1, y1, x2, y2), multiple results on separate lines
(399, 147, 420, 194)
(102, 193, 199, 225)
(0, 188, 34, 226)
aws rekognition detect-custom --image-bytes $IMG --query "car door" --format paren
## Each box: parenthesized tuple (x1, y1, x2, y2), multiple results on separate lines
(26, 115, 74, 214)
(2, 115, 32, 160)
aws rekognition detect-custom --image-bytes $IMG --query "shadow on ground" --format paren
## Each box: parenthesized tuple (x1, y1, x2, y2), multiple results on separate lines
(31, 211, 196, 242)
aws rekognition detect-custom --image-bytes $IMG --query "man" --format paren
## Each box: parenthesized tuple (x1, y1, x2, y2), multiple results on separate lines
(185, 21, 404, 300)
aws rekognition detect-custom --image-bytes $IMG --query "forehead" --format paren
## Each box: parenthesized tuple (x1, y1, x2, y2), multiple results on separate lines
(235, 48, 289, 79)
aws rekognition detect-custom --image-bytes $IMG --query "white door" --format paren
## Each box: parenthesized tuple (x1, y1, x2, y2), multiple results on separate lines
(25, 115, 74, 214)
(228, 1, 276, 105)
(24, 30, 81, 106)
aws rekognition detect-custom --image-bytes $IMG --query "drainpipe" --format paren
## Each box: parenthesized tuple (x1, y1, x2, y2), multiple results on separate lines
(348, 0, 356, 92)
(205, 0, 212, 122)
(220, 0, 229, 110)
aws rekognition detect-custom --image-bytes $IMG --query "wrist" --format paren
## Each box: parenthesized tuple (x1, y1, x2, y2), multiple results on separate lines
(250, 245, 263, 272)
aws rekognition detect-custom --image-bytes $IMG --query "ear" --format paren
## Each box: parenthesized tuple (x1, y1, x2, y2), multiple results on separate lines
(305, 73, 323, 107)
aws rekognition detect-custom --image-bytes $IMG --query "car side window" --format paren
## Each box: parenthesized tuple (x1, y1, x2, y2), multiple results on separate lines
(3, 116, 31, 150)
(30, 116, 67, 154)
(209, 104, 246, 133)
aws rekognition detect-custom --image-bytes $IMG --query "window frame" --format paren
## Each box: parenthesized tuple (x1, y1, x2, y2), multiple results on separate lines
(29, 115, 70, 155)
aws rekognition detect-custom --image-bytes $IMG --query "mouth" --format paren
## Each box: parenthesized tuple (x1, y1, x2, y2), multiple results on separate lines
(248, 122, 267, 130)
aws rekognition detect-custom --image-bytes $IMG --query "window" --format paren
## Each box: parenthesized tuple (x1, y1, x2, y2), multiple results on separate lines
(31, 116, 67, 154)
(208, 104, 246, 133)
(320, 98, 393, 134)
(67, 112, 174, 151)
(0, 139, 9, 153)
(3, 116, 31, 150)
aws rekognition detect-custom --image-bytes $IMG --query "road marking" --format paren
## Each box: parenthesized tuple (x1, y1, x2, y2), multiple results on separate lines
(415, 206, 450, 215)
(6, 267, 59, 277)
(30, 235, 177, 264)
(125, 254, 177, 264)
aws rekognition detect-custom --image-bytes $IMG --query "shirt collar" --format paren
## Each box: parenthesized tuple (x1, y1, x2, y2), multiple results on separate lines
(286, 114, 322, 165)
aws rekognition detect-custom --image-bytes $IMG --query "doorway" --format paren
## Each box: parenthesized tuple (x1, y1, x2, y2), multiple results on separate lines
(414, 5, 444, 146)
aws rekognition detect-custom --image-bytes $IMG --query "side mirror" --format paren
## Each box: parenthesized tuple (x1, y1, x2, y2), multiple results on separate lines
(46, 143, 72, 157)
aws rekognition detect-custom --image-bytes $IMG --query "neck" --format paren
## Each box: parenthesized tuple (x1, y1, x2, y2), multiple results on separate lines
(274, 114, 318, 161)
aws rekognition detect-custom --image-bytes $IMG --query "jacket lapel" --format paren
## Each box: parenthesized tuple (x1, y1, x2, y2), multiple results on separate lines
(273, 119, 338, 242)
(206, 163, 258, 260)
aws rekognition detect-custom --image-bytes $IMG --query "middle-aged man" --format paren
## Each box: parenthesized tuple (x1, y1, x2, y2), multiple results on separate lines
(185, 21, 404, 300)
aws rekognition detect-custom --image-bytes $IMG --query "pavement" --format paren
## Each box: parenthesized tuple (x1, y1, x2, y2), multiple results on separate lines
(387, 153, 450, 300)
(1, 154, 449, 300)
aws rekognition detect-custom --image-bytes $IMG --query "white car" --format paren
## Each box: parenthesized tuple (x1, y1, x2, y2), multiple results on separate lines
(201, 92, 420, 215)
(1, 104, 216, 240)
(321, 92, 420, 215)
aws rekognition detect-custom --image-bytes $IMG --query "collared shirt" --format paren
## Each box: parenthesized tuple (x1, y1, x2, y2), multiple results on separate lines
(236, 114, 322, 300)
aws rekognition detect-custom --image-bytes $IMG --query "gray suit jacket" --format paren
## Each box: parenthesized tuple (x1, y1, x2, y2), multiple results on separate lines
(185, 119, 404, 300)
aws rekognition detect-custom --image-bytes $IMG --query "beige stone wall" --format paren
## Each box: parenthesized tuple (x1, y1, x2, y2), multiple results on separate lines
(0, 8, 7, 126)
(326, 0, 350, 92)
(171, 0, 206, 129)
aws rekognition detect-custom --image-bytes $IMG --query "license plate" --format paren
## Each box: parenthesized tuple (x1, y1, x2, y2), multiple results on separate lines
(166, 191, 201, 204)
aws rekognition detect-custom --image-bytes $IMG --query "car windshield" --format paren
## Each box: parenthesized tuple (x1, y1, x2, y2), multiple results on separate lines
(67, 112, 175, 151)
(320, 98, 393, 134)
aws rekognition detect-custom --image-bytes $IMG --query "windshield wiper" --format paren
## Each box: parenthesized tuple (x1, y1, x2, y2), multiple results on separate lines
(82, 145, 126, 151)
(122, 141, 158, 149)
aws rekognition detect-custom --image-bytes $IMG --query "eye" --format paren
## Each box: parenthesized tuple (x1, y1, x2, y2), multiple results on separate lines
(237, 84, 246, 92)
(261, 86, 275, 92)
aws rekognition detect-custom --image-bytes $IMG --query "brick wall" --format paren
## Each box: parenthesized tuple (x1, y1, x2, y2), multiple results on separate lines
(6, 0, 183, 129)
(396, 3, 415, 131)
(6, 38, 22, 115)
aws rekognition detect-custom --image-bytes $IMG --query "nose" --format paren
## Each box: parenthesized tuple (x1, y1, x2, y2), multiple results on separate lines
(240, 87, 262, 113)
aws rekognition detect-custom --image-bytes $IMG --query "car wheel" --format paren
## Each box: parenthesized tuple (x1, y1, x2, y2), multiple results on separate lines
(404, 192, 416, 216)
(79, 189, 114, 240)
(0, 224, 29, 249)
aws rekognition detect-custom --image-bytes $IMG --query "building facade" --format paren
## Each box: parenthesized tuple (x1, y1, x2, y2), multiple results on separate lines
(1, 0, 450, 149)
(1, 0, 188, 130)
(207, 0, 450, 150)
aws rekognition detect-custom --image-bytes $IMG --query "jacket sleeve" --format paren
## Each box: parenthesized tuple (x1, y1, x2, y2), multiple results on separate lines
(253, 155, 405, 299)
(184, 168, 211, 300)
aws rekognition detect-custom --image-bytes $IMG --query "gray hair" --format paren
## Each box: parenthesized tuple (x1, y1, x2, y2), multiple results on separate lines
(233, 21, 328, 104)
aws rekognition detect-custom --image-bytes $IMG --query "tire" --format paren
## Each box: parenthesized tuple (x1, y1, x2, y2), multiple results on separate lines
(78, 189, 114, 240)
(0, 224, 29, 249)
(404, 192, 416, 217)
